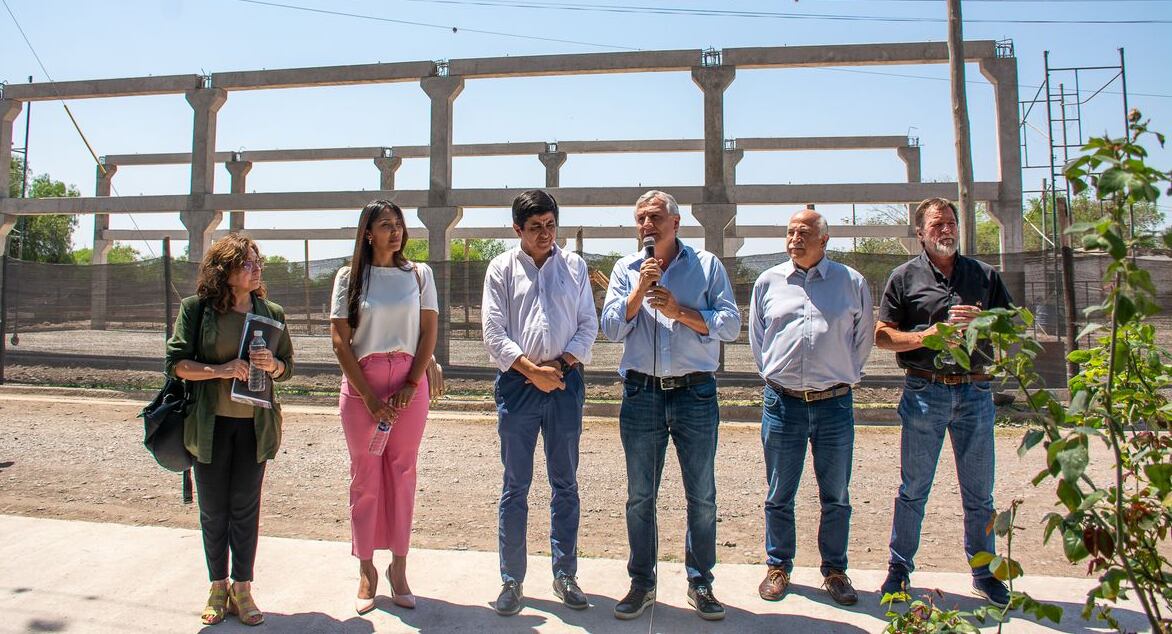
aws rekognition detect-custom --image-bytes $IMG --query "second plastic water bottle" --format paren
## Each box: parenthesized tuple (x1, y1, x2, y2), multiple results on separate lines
(368, 419, 392, 455)
(247, 330, 267, 392)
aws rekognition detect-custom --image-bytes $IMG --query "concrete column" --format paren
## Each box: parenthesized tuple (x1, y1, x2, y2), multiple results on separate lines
(420, 76, 465, 207)
(0, 99, 22, 257)
(692, 65, 736, 257)
(988, 200, 1026, 304)
(691, 66, 736, 204)
(722, 147, 745, 256)
(374, 156, 402, 190)
(182, 88, 227, 263)
(418, 205, 463, 366)
(897, 145, 924, 255)
(979, 56, 1025, 299)
(225, 159, 252, 233)
(574, 228, 583, 255)
(90, 164, 118, 329)
(538, 151, 567, 188)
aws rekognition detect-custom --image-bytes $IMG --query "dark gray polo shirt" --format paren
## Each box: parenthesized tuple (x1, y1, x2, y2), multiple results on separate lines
(878, 251, 1013, 373)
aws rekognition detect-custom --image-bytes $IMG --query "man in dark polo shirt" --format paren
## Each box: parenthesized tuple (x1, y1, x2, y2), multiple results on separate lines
(875, 197, 1012, 608)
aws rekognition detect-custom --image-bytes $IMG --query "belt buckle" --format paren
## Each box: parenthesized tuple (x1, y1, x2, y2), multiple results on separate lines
(942, 374, 964, 385)
(660, 376, 683, 390)
(804, 390, 818, 403)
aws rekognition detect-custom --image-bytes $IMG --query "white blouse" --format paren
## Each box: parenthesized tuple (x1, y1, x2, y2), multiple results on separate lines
(330, 263, 439, 361)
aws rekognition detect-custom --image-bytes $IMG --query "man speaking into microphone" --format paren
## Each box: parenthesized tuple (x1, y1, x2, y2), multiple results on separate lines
(600, 190, 740, 622)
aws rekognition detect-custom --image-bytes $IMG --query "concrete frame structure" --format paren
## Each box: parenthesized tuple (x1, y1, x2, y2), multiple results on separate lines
(0, 41, 1023, 363)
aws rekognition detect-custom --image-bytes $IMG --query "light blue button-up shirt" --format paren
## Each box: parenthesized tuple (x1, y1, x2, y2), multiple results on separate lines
(601, 240, 741, 378)
(749, 256, 874, 390)
(481, 245, 599, 373)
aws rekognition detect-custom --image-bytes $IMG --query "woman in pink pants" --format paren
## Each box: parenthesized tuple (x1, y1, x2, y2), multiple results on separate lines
(330, 200, 438, 614)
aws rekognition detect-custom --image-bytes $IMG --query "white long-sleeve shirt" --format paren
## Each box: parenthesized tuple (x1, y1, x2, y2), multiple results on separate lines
(481, 245, 598, 373)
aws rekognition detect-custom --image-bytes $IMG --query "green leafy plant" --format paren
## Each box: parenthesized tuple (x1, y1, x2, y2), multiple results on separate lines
(922, 111, 1171, 633)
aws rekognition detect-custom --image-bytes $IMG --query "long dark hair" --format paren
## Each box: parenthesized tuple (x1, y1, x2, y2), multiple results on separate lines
(346, 199, 412, 330)
(195, 234, 267, 314)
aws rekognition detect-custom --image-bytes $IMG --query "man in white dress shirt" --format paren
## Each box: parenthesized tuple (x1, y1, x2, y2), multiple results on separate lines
(481, 189, 599, 616)
(749, 208, 874, 606)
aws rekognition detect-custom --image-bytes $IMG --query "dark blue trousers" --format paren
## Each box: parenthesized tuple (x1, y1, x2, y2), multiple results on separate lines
(495, 367, 585, 584)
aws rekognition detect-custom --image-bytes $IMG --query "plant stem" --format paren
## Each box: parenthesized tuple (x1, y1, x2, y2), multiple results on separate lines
(1102, 268, 1161, 632)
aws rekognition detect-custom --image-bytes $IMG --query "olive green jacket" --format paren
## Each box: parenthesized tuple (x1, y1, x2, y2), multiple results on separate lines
(164, 295, 295, 464)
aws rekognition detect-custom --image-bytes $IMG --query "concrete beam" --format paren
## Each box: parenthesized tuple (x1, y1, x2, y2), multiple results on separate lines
(101, 223, 915, 242)
(448, 49, 701, 78)
(723, 41, 997, 68)
(212, 61, 437, 91)
(737, 136, 910, 151)
(0, 182, 1003, 214)
(374, 156, 402, 190)
(3, 75, 203, 102)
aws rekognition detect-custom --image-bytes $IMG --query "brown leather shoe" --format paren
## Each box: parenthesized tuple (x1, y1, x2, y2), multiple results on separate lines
(823, 570, 858, 606)
(758, 567, 789, 601)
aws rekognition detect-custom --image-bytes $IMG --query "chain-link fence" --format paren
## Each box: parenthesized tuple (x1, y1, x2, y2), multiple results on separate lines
(3, 249, 1169, 383)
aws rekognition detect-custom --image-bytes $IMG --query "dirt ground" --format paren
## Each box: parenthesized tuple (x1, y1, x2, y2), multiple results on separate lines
(0, 377, 1108, 580)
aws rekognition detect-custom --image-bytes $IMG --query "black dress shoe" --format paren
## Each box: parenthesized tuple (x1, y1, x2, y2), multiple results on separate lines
(686, 584, 725, 621)
(613, 585, 655, 620)
(553, 574, 588, 610)
(494, 580, 523, 616)
(881, 564, 910, 602)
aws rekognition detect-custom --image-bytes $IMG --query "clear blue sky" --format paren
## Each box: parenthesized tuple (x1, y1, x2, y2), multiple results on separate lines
(2, 0, 1170, 261)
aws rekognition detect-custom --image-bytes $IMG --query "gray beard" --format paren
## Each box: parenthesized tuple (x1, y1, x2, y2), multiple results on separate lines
(925, 239, 957, 258)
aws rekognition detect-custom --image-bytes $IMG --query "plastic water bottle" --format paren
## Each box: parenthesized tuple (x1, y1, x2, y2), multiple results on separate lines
(368, 419, 392, 456)
(247, 330, 267, 392)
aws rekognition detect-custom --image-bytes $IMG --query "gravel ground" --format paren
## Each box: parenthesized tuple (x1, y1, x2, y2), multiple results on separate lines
(0, 388, 1105, 579)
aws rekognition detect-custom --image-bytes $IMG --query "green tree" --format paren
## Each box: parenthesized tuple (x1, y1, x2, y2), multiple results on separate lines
(400, 238, 508, 261)
(70, 244, 142, 264)
(1022, 194, 1165, 251)
(854, 203, 1001, 255)
(7, 159, 81, 263)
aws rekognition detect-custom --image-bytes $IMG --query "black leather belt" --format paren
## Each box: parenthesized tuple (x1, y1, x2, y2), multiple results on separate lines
(906, 368, 993, 384)
(626, 370, 714, 391)
(767, 380, 851, 403)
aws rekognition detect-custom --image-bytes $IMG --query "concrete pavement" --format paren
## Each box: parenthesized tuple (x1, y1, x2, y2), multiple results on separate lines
(0, 515, 1151, 633)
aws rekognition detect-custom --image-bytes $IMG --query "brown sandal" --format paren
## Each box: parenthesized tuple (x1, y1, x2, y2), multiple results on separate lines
(201, 583, 229, 625)
(228, 584, 265, 626)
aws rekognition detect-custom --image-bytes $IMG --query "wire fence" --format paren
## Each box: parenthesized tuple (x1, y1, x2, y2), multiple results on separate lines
(2, 249, 1169, 383)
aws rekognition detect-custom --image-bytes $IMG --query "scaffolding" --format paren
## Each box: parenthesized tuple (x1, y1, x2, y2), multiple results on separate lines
(1018, 49, 1130, 341)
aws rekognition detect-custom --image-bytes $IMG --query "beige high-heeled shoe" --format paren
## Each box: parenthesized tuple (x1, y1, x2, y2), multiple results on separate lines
(356, 561, 378, 614)
(387, 563, 416, 609)
(201, 583, 229, 625)
(227, 583, 265, 626)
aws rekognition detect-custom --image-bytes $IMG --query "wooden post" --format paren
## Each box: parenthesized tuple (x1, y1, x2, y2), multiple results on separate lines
(947, 0, 977, 254)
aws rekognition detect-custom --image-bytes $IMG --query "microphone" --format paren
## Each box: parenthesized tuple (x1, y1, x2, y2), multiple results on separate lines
(642, 236, 657, 287)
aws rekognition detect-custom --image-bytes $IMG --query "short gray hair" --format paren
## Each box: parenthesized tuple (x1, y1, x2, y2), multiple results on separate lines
(635, 190, 680, 217)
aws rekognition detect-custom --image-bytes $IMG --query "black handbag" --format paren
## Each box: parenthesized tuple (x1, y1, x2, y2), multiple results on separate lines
(140, 299, 205, 472)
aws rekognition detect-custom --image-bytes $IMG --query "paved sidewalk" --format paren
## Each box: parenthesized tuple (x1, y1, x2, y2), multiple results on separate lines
(0, 515, 1149, 633)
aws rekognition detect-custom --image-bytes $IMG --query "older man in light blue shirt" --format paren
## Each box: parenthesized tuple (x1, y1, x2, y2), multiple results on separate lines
(749, 208, 873, 607)
(482, 190, 598, 616)
(600, 190, 740, 622)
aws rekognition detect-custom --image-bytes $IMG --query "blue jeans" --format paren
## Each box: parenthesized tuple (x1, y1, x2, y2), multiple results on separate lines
(761, 385, 854, 576)
(495, 367, 585, 584)
(619, 374, 719, 590)
(889, 376, 997, 579)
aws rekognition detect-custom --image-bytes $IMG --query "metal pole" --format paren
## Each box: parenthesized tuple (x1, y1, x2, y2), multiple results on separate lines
(0, 252, 8, 384)
(851, 204, 857, 251)
(163, 238, 173, 340)
(1057, 197, 1079, 382)
(303, 239, 311, 335)
(1119, 48, 1136, 261)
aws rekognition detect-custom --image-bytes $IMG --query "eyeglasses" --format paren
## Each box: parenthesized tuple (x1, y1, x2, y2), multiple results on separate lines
(241, 260, 265, 273)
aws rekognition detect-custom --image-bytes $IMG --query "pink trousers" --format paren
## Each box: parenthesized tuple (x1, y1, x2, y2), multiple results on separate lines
(340, 352, 429, 559)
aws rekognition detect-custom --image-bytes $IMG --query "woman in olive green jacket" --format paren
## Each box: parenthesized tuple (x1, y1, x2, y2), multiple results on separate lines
(164, 235, 294, 627)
